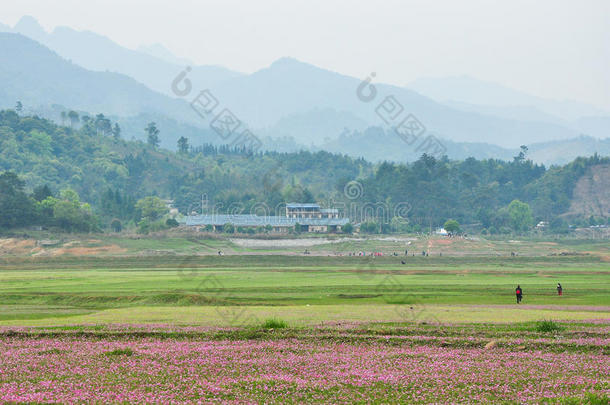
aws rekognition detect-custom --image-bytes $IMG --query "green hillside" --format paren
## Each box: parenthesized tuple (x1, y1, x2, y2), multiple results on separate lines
(0, 110, 607, 232)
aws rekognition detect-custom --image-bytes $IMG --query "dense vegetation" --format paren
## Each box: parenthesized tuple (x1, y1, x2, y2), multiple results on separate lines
(0, 110, 607, 233)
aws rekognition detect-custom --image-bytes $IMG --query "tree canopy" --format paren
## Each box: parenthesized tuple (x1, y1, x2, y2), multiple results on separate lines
(0, 109, 607, 234)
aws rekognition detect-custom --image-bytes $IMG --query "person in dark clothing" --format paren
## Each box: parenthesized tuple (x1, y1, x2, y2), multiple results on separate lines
(515, 285, 523, 303)
(557, 283, 563, 296)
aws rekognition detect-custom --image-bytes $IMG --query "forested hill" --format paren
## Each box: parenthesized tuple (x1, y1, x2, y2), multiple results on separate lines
(0, 110, 368, 228)
(0, 110, 608, 233)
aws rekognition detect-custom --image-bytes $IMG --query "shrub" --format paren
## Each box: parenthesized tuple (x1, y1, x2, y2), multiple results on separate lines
(261, 318, 288, 329)
(443, 219, 461, 234)
(137, 219, 168, 234)
(360, 221, 379, 234)
(110, 218, 122, 232)
(223, 223, 235, 234)
(165, 218, 179, 227)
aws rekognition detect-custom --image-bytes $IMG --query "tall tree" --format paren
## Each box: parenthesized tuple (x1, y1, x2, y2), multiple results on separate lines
(515, 145, 528, 162)
(135, 196, 168, 221)
(94, 114, 111, 136)
(15, 101, 22, 114)
(67, 110, 79, 128)
(0, 171, 34, 229)
(33, 184, 53, 202)
(145, 122, 160, 148)
(443, 219, 461, 234)
(507, 199, 534, 233)
(112, 123, 121, 139)
(177, 136, 189, 154)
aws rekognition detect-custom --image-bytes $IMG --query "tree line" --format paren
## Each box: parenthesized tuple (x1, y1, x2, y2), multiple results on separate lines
(0, 109, 607, 234)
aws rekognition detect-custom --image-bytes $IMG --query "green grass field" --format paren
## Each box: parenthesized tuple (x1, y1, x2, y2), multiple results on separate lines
(1, 236, 608, 403)
(1, 249, 608, 326)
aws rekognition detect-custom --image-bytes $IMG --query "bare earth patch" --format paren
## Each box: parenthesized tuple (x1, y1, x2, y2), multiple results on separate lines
(51, 245, 127, 256)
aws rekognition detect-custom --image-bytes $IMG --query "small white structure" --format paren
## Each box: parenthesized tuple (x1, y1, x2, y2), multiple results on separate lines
(435, 228, 449, 236)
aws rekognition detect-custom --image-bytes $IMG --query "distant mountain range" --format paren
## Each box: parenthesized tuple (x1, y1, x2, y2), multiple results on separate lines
(207, 57, 586, 147)
(1, 16, 609, 165)
(409, 75, 610, 137)
(316, 128, 610, 165)
(8, 16, 242, 95)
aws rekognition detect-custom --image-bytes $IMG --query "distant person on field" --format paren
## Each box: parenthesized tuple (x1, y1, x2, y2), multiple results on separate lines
(515, 285, 523, 304)
(557, 283, 563, 296)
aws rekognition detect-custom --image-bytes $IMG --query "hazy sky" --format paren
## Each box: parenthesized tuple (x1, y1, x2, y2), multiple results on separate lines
(3, 0, 609, 110)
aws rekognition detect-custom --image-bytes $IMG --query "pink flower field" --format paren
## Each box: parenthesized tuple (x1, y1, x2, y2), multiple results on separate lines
(0, 323, 608, 404)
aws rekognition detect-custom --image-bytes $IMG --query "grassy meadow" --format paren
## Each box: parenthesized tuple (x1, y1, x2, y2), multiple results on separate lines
(0, 237, 608, 326)
(1, 235, 608, 403)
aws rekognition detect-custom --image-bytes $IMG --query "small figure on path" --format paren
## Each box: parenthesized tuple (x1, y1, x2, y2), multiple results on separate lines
(557, 283, 563, 296)
(515, 285, 523, 304)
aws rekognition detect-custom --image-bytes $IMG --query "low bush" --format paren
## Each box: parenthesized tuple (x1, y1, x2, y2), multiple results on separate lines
(262, 318, 288, 329)
(535, 319, 563, 333)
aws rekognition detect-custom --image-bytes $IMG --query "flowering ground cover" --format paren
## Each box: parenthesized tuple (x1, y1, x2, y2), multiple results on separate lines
(0, 321, 608, 404)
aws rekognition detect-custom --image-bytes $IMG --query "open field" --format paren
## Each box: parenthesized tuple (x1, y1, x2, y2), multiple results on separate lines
(0, 253, 609, 326)
(0, 236, 608, 402)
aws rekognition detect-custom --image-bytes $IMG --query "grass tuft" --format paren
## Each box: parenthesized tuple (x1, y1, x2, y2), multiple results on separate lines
(262, 318, 288, 329)
(535, 319, 563, 333)
(104, 348, 134, 357)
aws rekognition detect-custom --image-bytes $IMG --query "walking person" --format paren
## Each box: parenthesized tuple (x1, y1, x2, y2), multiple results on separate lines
(515, 285, 523, 304)
(557, 283, 563, 296)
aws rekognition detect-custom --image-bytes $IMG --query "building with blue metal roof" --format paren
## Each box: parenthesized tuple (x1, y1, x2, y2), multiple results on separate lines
(186, 203, 348, 233)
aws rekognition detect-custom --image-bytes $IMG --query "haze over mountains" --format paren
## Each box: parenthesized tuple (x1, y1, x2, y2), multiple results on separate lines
(1, 16, 609, 164)
(409, 76, 610, 137)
